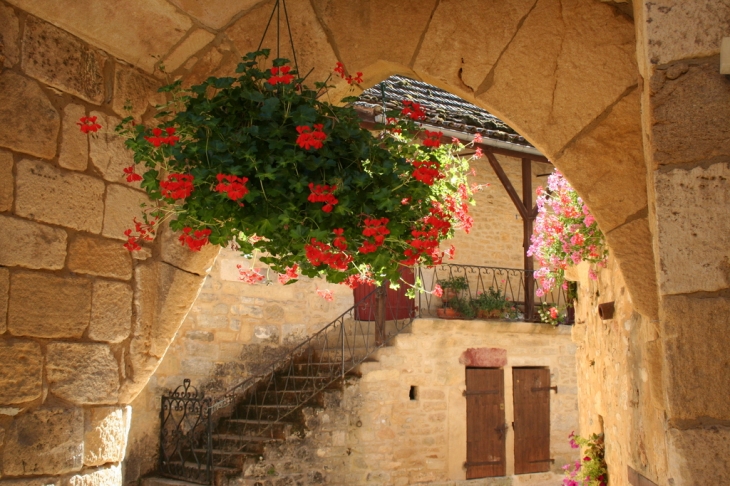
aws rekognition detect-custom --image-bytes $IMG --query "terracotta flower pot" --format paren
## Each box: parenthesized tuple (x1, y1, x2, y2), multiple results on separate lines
(477, 309, 502, 319)
(437, 307, 461, 319)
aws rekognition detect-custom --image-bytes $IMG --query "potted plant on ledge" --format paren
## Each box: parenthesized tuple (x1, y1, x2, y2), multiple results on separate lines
(436, 276, 470, 318)
(474, 287, 508, 319)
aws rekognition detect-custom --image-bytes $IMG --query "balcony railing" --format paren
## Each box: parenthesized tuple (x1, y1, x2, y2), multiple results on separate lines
(416, 264, 574, 324)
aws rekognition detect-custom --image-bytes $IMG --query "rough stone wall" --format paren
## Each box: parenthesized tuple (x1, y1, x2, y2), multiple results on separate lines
(622, 2, 730, 484)
(225, 319, 577, 486)
(0, 3, 214, 484)
(570, 257, 667, 486)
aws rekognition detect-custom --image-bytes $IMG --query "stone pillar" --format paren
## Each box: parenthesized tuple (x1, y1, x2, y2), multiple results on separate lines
(634, 1, 730, 484)
(0, 5, 218, 485)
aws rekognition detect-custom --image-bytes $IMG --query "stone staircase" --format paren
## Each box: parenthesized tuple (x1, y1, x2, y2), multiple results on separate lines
(153, 289, 414, 486)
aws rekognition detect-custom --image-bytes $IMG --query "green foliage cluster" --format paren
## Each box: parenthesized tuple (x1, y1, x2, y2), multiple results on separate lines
(118, 49, 477, 287)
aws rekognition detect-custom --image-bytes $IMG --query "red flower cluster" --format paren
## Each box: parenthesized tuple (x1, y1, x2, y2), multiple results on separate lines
(179, 227, 211, 252)
(332, 228, 347, 251)
(333, 62, 363, 85)
(215, 173, 249, 201)
(277, 264, 299, 284)
(342, 273, 374, 289)
(123, 217, 157, 252)
(160, 173, 194, 199)
(77, 116, 102, 133)
(145, 127, 179, 147)
(237, 264, 265, 284)
(296, 124, 327, 150)
(123, 166, 142, 183)
(401, 206, 453, 265)
(304, 238, 352, 271)
(422, 130, 442, 148)
(359, 217, 389, 254)
(308, 182, 338, 212)
(267, 65, 295, 85)
(401, 100, 426, 121)
(411, 160, 444, 186)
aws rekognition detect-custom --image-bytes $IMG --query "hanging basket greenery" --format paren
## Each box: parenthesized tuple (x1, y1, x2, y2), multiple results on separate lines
(110, 49, 481, 290)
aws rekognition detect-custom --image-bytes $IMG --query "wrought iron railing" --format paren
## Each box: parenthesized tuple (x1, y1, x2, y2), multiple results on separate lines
(416, 264, 573, 323)
(159, 380, 213, 484)
(158, 286, 415, 483)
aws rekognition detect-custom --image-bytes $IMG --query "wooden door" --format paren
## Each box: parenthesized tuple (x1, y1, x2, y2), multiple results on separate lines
(513, 367, 551, 474)
(465, 368, 506, 479)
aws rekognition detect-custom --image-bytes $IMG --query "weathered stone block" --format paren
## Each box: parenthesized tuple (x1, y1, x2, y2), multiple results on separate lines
(651, 60, 730, 168)
(162, 28, 215, 72)
(0, 149, 12, 211)
(88, 111, 135, 185)
(170, 0, 258, 29)
(111, 65, 164, 121)
(252, 325, 279, 344)
(21, 16, 106, 104)
(89, 280, 133, 343)
(0, 267, 7, 334)
(15, 158, 105, 233)
(2, 407, 84, 475)
(159, 221, 219, 276)
(120, 261, 205, 403)
(59, 104, 89, 171)
(0, 214, 67, 270)
(641, 1, 730, 68)
(68, 234, 132, 280)
(102, 184, 150, 241)
(661, 294, 730, 421)
(66, 465, 122, 486)
(0, 341, 42, 405)
(84, 407, 129, 467)
(0, 479, 61, 486)
(655, 162, 730, 295)
(47, 343, 120, 405)
(473, 0, 637, 157)
(0, 72, 60, 159)
(7, 0, 192, 73)
(414, 0, 535, 94)
(8, 272, 91, 338)
(0, 4, 20, 68)
(605, 217, 659, 319)
(667, 425, 730, 485)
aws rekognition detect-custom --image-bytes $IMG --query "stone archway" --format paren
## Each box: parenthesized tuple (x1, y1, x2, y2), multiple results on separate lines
(6, 0, 714, 484)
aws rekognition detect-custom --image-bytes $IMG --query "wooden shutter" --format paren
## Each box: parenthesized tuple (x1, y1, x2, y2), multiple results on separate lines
(465, 368, 506, 479)
(513, 367, 551, 474)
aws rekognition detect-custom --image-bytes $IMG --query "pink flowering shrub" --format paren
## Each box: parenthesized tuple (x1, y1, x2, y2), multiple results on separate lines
(562, 432, 608, 486)
(527, 170, 608, 298)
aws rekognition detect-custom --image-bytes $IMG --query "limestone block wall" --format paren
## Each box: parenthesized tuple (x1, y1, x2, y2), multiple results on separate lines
(228, 319, 578, 486)
(0, 3, 214, 484)
(570, 256, 667, 486)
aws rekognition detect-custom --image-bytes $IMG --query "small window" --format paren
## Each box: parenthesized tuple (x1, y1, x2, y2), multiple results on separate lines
(409, 386, 418, 401)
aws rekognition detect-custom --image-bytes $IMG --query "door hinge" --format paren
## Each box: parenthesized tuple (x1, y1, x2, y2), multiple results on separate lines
(531, 385, 558, 393)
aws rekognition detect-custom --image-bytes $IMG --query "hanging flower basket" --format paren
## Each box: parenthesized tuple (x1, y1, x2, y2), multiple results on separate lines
(98, 48, 483, 292)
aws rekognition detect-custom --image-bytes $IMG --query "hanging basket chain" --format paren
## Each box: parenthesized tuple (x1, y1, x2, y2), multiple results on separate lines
(255, 0, 299, 76)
